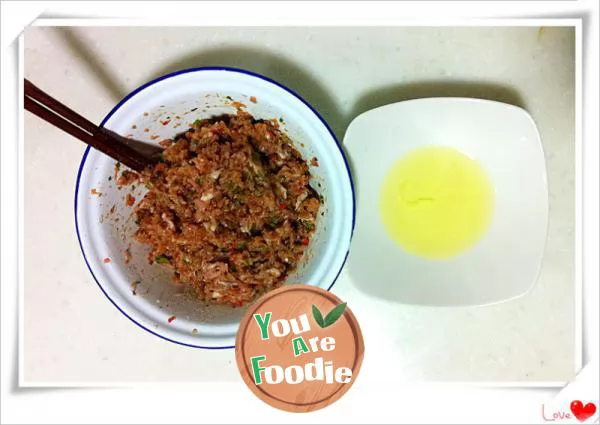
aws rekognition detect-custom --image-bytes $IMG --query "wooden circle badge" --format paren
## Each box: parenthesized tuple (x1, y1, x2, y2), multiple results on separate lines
(235, 285, 364, 413)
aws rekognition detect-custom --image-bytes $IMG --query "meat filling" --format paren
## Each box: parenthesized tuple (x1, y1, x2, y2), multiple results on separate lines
(133, 111, 320, 306)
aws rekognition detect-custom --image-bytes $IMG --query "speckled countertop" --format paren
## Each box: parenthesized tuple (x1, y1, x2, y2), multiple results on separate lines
(23, 26, 575, 384)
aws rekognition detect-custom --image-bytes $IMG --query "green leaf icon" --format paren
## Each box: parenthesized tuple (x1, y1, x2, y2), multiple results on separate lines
(323, 302, 347, 328)
(312, 302, 347, 328)
(312, 305, 325, 328)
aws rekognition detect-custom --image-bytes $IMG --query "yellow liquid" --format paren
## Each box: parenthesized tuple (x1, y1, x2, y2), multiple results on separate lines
(379, 146, 495, 260)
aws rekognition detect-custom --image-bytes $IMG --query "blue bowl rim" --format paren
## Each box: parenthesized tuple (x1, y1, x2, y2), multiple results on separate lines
(74, 66, 356, 349)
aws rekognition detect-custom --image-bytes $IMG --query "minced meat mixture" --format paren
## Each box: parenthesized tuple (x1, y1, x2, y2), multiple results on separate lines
(133, 111, 320, 307)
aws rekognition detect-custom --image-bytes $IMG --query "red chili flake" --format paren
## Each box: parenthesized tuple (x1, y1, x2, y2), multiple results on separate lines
(279, 203, 287, 210)
(126, 194, 136, 207)
(90, 188, 101, 196)
(249, 96, 257, 103)
(161, 119, 171, 126)
(168, 315, 176, 323)
(301, 237, 310, 246)
(103, 257, 111, 264)
(311, 157, 319, 167)
(159, 139, 172, 148)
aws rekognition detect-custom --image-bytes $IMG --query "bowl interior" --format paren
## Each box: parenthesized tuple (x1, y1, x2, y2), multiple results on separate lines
(344, 98, 548, 306)
(76, 69, 354, 347)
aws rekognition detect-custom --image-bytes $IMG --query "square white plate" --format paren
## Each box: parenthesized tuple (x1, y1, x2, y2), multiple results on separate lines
(343, 98, 547, 306)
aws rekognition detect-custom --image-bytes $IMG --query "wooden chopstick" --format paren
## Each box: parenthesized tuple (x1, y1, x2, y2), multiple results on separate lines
(24, 79, 154, 172)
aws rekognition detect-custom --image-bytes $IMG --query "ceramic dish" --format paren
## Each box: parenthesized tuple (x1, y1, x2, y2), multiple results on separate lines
(344, 98, 547, 306)
(75, 67, 355, 348)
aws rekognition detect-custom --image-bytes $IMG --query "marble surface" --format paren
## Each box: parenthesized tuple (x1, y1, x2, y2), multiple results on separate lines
(23, 26, 575, 384)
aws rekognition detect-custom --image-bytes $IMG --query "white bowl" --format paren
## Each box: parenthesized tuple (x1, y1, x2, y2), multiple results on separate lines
(75, 67, 355, 348)
(344, 98, 547, 306)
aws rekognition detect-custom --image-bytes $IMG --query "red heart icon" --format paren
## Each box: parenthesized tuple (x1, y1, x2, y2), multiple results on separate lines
(570, 400, 597, 422)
